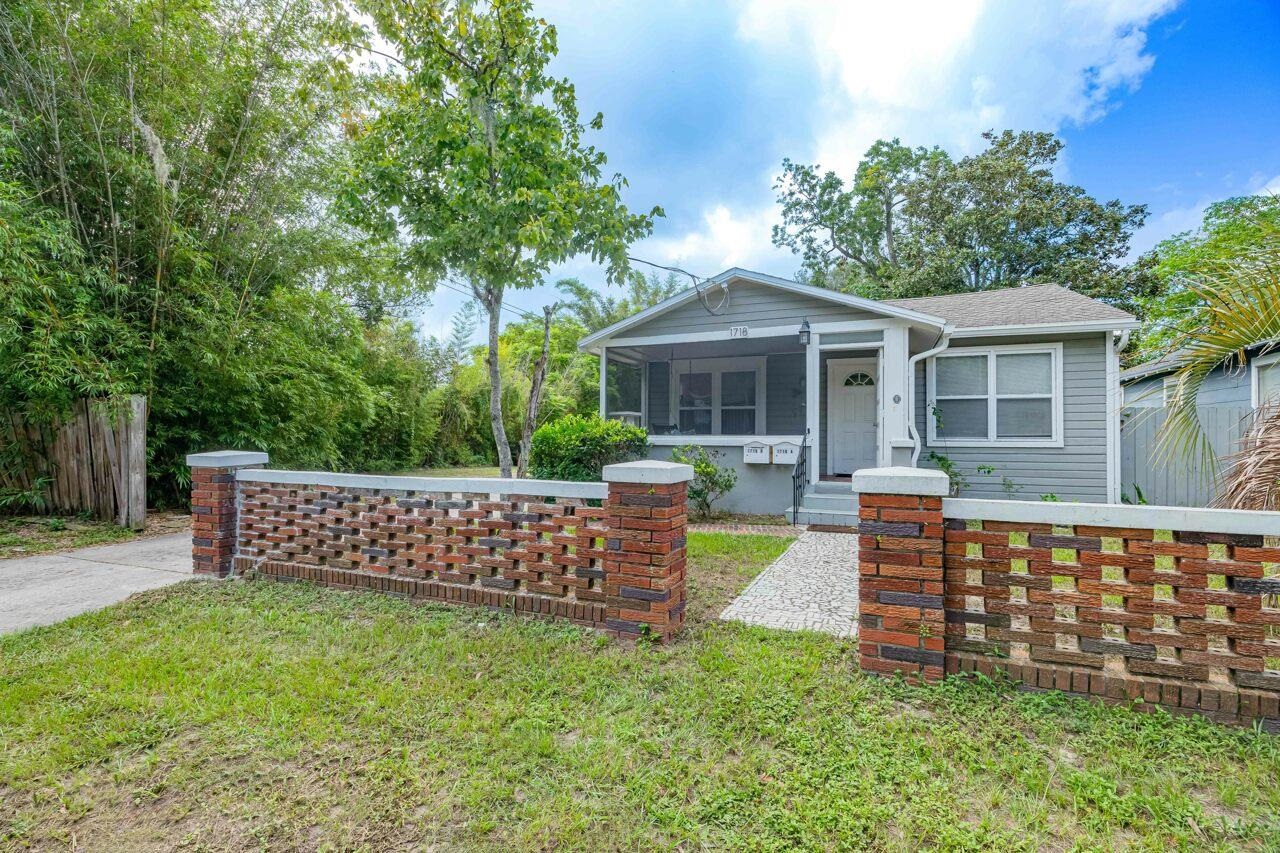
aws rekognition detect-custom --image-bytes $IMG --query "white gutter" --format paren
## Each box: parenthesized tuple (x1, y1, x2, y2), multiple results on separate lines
(907, 325, 954, 466)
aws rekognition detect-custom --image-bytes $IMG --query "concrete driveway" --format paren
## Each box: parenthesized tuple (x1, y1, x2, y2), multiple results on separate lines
(0, 533, 192, 634)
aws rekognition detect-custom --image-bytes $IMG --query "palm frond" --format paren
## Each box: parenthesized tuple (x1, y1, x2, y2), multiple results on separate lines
(1155, 241, 1280, 500)
(1216, 405, 1280, 511)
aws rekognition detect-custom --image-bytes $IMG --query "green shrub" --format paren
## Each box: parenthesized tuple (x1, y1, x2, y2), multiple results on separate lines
(670, 444, 738, 519)
(528, 415, 649, 482)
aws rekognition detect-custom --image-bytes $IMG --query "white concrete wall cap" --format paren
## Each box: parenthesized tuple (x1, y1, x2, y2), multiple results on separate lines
(944, 498, 1280, 537)
(850, 466, 951, 497)
(187, 450, 269, 468)
(235, 469, 609, 500)
(602, 460, 695, 485)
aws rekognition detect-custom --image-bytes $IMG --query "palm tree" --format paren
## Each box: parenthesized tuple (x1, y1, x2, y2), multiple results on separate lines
(1158, 241, 1280, 509)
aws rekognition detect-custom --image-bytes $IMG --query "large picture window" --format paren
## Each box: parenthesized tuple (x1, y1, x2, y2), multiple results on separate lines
(928, 344, 1062, 446)
(670, 358, 766, 435)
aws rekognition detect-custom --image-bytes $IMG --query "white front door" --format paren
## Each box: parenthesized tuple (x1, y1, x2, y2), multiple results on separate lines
(827, 359, 878, 475)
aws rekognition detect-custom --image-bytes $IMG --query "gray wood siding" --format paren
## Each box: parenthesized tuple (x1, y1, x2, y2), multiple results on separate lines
(766, 353, 806, 433)
(625, 280, 876, 338)
(646, 361, 669, 428)
(914, 333, 1111, 501)
(1124, 365, 1251, 408)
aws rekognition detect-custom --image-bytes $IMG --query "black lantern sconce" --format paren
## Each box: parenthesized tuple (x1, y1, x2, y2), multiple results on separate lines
(798, 317, 811, 347)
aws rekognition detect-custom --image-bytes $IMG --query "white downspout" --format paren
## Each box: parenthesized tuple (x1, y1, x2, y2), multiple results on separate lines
(907, 325, 953, 466)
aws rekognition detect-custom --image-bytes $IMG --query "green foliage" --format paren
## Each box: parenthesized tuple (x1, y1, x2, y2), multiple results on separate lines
(775, 131, 1151, 309)
(670, 444, 738, 519)
(1133, 194, 1280, 360)
(528, 415, 648, 482)
(0, 0, 436, 504)
(344, 0, 659, 475)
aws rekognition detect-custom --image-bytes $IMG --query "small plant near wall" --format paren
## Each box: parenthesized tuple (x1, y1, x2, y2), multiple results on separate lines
(1040, 493, 1062, 502)
(670, 444, 738, 519)
(1121, 483, 1148, 505)
(928, 452, 968, 497)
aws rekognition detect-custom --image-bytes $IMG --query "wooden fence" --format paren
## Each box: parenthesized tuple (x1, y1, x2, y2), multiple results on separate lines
(1119, 405, 1251, 507)
(1, 395, 147, 528)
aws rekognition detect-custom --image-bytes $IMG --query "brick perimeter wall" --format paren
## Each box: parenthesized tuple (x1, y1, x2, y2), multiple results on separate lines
(189, 470, 688, 642)
(859, 491, 1280, 729)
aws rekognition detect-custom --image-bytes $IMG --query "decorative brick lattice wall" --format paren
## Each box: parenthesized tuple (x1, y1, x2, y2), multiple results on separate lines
(233, 482, 613, 628)
(943, 518, 1280, 727)
(855, 464, 1280, 728)
(186, 455, 692, 642)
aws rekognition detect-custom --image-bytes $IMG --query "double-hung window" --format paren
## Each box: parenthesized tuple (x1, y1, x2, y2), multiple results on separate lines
(671, 358, 765, 435)
(928, 344, 1062, 446)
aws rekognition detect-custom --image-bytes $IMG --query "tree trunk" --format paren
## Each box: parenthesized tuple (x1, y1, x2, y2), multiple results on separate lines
(516, 305, 553, 478)
(483, 289, 514, 477)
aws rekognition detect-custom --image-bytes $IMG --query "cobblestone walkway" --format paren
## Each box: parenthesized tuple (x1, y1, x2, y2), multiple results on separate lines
(719, 530, 859, 637)
(688, 522, 805, 537)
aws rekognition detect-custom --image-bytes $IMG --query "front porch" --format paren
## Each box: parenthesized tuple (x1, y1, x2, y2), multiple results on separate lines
(594, 321, 938, 518)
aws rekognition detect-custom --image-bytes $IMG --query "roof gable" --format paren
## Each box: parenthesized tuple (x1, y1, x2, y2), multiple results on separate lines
(579, 268, 946, 348)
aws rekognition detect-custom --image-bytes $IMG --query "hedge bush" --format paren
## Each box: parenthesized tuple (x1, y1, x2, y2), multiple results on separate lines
(528, 415, 649, 482)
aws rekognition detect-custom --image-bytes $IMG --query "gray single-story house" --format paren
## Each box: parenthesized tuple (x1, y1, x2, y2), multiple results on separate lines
(579, 268, 1138, 524)
(1119, 342, 1279, 506)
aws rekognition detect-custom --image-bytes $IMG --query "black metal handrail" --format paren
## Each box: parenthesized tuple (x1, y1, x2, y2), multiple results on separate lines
(791, 429, 809, 525)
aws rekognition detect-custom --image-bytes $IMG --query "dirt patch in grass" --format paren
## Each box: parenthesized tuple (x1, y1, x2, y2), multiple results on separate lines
(0, 511, 189, 561)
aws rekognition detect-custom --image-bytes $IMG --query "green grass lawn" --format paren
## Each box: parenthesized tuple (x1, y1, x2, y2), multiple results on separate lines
(3, 532, 1279, 849)
(392, 464, 503, 478)
(0, 512, 190, 561)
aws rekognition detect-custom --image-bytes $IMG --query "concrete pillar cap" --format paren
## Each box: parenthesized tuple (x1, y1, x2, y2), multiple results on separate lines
(602, 460, 694, 485)
(187, 450, 270, 468)
(850, 466, 950, 497)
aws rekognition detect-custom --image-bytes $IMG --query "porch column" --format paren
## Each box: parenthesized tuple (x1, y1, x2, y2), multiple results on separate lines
(882, 325, 913, 466)
(599, 346, 607, 418)
(805, 334, 820, 484)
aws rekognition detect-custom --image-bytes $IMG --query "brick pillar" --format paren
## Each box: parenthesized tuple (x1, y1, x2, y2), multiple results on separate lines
(601, 460, 694, 642)
(187, 451, 268, 576)
(851, 467, 950, 683)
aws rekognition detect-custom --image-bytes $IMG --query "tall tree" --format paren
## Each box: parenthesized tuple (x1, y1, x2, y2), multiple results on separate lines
(1133, 194, 1280, 360)
(773, 131, 1151, 307)
(345, 0, 659, 477)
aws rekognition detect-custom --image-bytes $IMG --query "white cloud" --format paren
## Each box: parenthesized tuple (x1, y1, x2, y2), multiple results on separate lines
(736, 0, 1179, 174)
(641, 203, 794, 276)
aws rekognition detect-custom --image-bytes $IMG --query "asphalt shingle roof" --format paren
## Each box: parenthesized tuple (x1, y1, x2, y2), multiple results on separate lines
(884, 283, 1136, 329)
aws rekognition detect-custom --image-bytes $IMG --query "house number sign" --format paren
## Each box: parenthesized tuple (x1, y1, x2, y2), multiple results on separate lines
(728, 325, 749, 338)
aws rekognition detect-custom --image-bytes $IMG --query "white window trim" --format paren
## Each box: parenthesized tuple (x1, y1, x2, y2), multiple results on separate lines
(1251, 351, 1280, 408)
(668, 356, 767, 436)
(926, 342, 1065, 448)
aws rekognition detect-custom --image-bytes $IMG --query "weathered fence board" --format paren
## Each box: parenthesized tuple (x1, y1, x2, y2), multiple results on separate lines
(0, 395, 147, 528)
(1120, 405, 1251, 507)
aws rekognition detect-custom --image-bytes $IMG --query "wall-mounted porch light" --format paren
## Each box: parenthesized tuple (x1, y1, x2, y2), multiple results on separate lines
(798, 317, 811, 347)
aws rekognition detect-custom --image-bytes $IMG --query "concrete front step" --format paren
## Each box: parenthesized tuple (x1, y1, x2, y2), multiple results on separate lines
(788, 487, 862, 527)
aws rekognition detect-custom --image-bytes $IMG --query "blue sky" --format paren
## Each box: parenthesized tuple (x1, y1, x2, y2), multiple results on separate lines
(416, 0, 1280, 339)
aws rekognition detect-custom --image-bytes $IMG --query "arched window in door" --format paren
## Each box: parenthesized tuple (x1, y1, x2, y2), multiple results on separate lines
(844, 372, 875, 387)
